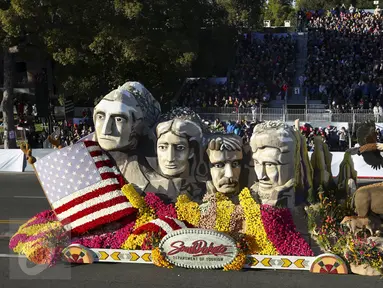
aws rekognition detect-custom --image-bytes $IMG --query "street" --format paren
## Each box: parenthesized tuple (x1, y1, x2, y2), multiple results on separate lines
(0, 172, 382, 287)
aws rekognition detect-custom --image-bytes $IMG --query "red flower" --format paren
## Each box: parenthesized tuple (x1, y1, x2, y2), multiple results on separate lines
(260, 205, 314, 256)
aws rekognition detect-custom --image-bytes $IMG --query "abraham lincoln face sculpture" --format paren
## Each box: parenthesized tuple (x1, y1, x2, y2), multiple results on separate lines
(250, 121, 296, 208)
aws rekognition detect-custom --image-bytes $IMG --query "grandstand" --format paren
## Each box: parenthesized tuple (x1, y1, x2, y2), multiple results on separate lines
(175, 7, 380, 125)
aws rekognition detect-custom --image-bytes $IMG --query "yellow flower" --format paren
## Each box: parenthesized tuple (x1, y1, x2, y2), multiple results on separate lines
(175, 195, 200, 226)
(215, 193, 235, 233)
(121, 183, 156, 229)
(121, 233, 147, 250)
(13, 221, 62, 254)
(134, 207, 156, 229)
(122, 184, 146, 209)
(238, 188, 278, 255)
(152, 247, 173, 268)
(223, 252, 246, 271)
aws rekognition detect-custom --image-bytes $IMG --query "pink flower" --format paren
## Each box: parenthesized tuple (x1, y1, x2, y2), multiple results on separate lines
(144, 193, 177, 218)
(72, 215, 136, 249)
(260, 205, 314, 256)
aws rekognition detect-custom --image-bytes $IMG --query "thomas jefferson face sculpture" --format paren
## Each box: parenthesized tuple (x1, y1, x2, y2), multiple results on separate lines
(156, 119, 202, 178)
(250, 121, 296, 207)
(93, 82, 160, 151)
(206, 135, 243, 195)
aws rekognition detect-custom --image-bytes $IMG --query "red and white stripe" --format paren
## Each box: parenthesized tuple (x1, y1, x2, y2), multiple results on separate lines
(52, 141, 136, 235)
(132, 216, 193, 238)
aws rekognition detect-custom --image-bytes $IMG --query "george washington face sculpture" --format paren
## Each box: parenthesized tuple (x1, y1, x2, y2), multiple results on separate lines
(94, 96, 136, 151)
(93, 82, 160, 152)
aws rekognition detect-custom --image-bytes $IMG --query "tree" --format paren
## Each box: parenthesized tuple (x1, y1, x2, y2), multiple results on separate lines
(216, 0, 265, 30)
(0, 47, 17, 148)
(0, 0, 265, 111)
(0, 1, 20, 149)
(264, 0, 295, 27)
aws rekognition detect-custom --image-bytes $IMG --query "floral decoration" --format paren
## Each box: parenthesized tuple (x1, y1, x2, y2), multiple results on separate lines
(260, 205, 314, 256)
(122, 184, 147, 210)
(72, 215, 136, 249)
(175, 195, 200, 226)
(344, 236, 383, 273)
(223, 252, 247, 271)
(144, 193, 177, 219)
(121, 233, 147, 250)
(9, 212, 69, 266)
(215, 193, 235, 233)
(152, 247, 173, 268)
(199, 193, 217, 229)
(238, 188, 278, 255)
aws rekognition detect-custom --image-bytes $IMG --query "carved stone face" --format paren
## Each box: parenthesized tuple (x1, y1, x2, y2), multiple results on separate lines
(157, 132, 192, 177)
(208, 149, 243, 195)
(252, 146, 295, 190)
(250, 124, 296, 206)
(94, 100, 134, 151)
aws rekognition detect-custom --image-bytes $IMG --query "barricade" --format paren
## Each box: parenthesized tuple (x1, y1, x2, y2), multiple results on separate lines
(0, 148, 382, 181)
(23, 149, 54, 172)
(0, 149, 25, 172)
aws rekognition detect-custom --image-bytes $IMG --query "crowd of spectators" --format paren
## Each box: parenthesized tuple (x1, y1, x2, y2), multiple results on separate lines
(177, 79, 227, 108)
(56, 120, 94, 147)
(177, 34, 296, 110)
(300, 123, 349, 151)
(204, 117, 351, 152)
(305, 8, 383, 112)
(229, 34, 295, 105)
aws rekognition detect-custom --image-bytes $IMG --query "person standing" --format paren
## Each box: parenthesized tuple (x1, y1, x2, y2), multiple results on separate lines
(374, 103, 380, 122)
(338, 127, 347, 151)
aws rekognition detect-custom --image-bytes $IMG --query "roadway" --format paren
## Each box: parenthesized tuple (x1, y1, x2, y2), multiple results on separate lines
(0, 172, 382, 287)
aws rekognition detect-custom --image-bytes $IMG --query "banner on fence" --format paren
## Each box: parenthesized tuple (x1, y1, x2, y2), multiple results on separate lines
(0, 149, 24, 172)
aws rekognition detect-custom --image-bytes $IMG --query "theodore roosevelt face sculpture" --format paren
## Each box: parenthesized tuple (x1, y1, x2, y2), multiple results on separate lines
(93, 82, 160, 152)
(206, 135, 243, 195)
(250, 121, 296, 207)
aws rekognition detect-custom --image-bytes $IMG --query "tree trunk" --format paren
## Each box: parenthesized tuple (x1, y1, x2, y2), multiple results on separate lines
(0, 47, 17, 149)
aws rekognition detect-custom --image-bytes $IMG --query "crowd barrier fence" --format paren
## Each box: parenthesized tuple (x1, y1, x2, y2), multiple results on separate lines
(1, 149, 383, 180)
(195, 108, 374, 127)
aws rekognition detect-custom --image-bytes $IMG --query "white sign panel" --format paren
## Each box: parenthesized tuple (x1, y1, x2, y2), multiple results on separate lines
(264, 20, 271, 27)
(284, 21, 291, 27)
(374, 1, 379, 5)
(159, 229, 238, 269)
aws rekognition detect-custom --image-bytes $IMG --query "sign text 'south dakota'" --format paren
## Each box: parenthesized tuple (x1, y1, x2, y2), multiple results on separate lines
(159, 229, 238, 269)
(167, 240, 231, 257)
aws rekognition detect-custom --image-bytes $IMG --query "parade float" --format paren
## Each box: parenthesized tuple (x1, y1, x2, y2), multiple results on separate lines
(9, 82, 383, 275)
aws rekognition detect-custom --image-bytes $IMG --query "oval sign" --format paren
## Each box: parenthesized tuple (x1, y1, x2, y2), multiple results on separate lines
(159, 228, 238, 269)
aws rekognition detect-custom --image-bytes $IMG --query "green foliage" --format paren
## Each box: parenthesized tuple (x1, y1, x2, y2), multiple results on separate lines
(216, 0, 266, 29)
(306, 192, 355, 255)
(0, 0, 264, 105)
(264, 0, 295, 27)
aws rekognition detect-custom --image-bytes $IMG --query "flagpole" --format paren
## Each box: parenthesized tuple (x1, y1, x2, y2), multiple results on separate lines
(20, 143, 55, 211)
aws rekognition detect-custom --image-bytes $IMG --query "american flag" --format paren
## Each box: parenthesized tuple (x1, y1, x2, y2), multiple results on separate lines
(133, 216, 193, 238)
(35, 140, 136, 235)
